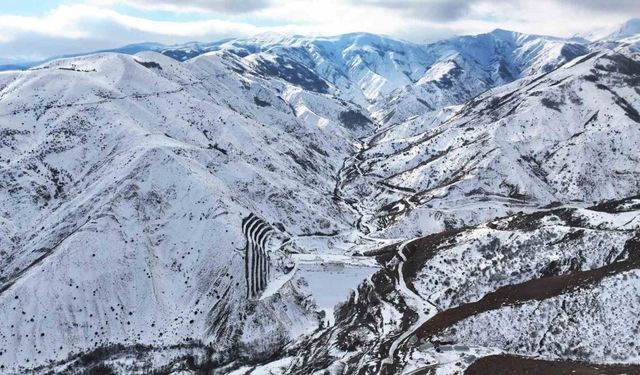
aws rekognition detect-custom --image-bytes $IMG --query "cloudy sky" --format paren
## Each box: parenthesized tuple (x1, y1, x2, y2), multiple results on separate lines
(0, 0, 638, 62)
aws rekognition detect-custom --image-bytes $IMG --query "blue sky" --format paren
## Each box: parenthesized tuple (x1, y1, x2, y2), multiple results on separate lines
(0, 0, 637, 62)
(2, 0, 225, 21)
(2, 0, 62, 16)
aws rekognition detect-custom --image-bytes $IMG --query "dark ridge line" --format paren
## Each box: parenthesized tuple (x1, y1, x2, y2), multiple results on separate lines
(414, 235, 640, 341)
(376, 147, 489, 225)
(377, 181, 417, 194)
(295, 230, 341, 238)
(21, 342, 217, 375)
(595, 83, 640, 123)
(0, 87, 189, 118)
(589, 194, 640, 213)
(464, 354, 640, 375)
(0, 217, 94, 295)
(404, 148, 488, 206)
(287, 203, 640, 374)
(400, 230, 465, 294)
(583, 110, 599, 127)
(381, 147, 451, 183)
(392, 127, 448, 158)
(450, 50, 603, 125)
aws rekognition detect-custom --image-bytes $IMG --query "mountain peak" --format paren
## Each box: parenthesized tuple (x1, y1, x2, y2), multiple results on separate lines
(484, 28, 570, 43)
(489, 28, 517, 35)
(611, 18, 640, 39)
(579, 18, 640, 41)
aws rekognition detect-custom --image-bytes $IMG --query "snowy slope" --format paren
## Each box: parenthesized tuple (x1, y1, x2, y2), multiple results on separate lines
(373, 29, 589, 126)
(579, 18, 640, 42)
(0, 50, 373, 373)
(2, 29, 591, 129)
(172, 31, 588, 127)
(338, 51, 640, 240)
(280, 197, 640, 374)
(0, 21, 639, 375)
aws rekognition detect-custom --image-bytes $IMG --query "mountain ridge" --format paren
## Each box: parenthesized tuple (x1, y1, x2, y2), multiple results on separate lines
(0, 17, 639, 375)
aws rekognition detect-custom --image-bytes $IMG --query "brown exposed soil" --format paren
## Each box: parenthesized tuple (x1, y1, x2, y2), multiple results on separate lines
(415, 236, 640, 339)
(401, 230, 463, 292)
(465, 355, 640, 375)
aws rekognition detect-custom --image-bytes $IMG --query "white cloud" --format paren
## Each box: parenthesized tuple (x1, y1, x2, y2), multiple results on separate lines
(0, 1, 638, 61)
(96, 0, 271, 14)
(0, 5, 263, 60)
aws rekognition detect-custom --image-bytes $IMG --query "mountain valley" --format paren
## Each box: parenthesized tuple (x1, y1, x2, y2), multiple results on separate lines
(0, 18, 639, 375)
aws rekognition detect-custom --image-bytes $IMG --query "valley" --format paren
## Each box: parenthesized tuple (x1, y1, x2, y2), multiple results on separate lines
(0, 18, 639, 375)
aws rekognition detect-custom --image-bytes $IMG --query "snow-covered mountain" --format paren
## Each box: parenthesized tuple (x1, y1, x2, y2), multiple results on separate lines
(605, 18, 640, 40)
(0, 19, 639, 375)
(281, 196, 640, 374)
(579, 18, 640, 56)
(579, 18, 640, 42)
(0, 50, 372, 374)
(159, 30, 589, 125)
(3, 29, 589, 118)
(339, 51, 640, 239)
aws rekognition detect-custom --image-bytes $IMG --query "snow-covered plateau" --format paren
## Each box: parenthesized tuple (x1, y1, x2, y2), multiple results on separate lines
(1, 18, 640, 375)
